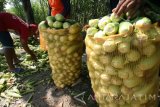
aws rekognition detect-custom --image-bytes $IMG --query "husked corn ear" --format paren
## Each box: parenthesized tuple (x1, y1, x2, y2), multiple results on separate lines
(85, 24, 160, 106)
(40, 23, 83, 88)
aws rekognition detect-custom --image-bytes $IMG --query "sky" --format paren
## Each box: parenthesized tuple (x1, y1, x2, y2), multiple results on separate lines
(5, 3, 12, 9)
(4, 0, 36, 9)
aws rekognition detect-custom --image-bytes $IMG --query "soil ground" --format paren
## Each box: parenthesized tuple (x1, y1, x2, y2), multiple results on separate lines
(0, 48, 98, 107)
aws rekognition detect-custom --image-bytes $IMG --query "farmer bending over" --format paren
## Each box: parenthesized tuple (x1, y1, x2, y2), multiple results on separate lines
(0, 12, 38, 72)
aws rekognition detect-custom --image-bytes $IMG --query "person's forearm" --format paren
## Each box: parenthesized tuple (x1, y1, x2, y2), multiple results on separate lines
(21, 39, 36, 61)
(21, 41, 34, 55)
(23, 44, 34, 55)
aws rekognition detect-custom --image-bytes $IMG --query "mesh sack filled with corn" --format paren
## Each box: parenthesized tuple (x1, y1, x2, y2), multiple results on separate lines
(38, 14, 83, 88)
(85, 13, 160, 107)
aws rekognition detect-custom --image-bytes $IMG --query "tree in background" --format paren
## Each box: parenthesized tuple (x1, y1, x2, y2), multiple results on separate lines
(4, 0, 110, 25)
(6, 0, 35, 23)
(6, 0, 25, 20)
(21, 0, 35, 24)
(5, 0, 48, 24)
(0, 0, 6, 12)
(70, 0, 110, 25)
(31, 0, 48, 24)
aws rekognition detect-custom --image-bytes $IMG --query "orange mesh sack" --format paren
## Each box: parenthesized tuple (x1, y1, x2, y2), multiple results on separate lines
(39, 16, 83, 88)
(85, 14, 160, 107)
(39, 31, 48, 51)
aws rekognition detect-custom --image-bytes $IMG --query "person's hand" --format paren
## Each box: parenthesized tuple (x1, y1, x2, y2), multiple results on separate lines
(112, 0, 143, 19)
(33, 30, 39, 41)
(82, 25, 90, 32)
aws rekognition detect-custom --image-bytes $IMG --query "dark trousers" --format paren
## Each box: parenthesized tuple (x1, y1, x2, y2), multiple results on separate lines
(0, 31, 14, 48)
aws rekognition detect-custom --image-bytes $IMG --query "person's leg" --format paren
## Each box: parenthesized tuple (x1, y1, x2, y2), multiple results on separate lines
(0, 31, 16, 71)
(12, 49, 20, 64)
(3, 48, 15, 70)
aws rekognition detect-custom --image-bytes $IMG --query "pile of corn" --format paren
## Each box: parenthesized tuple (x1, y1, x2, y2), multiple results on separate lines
(85, 13, 160, 107)
(39, 14, 83, 88)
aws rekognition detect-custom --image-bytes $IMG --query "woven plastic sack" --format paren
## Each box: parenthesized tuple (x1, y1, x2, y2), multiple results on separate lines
(85, 23, 160, 107)
(39, 23, 83, 88)
(39, 31, 47, 51)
